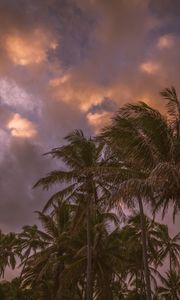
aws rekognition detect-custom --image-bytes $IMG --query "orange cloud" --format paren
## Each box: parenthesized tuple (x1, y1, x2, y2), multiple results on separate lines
(49, 73, 112, 112)
(5, 29, 57, 66)
(49, 74, 70, 87)
(157, 35, 174, 49)
(7, 113, 37, 138)
(87, 111, 112, 132)
(140, 61, 160, 74)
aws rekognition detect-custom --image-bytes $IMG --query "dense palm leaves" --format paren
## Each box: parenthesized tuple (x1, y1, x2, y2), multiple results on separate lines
(0, 231, 17, 277)
(102, 87, 180, 217)
(0, 87, 179, 299)
(100, 87, 180, 299)
(34, 130, 107, 211)
(0, 278, 34, 300)
(156, 225, 180, 272)
(156, 271, 180, 299)
(21, 204, 125, 299)
(1, 211, 179, 299)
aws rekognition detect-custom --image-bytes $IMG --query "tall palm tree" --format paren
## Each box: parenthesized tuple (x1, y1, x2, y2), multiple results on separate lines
(36, 131, 104, 300)
(148, 87, 180, 219)
(34, 130, 113, 300)
(100, 87, 180, 299)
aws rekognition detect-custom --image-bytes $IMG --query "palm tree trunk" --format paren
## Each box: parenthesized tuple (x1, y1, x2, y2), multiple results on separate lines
(86, 195, 92, 300)
(138, 197, 152, 300)
(140, 268, 144, 299)
(169, 253, 172, 273)
(135, 271, 138, 293)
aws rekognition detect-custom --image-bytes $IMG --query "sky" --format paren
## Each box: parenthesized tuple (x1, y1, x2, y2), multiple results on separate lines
(0, 0, 180, 238)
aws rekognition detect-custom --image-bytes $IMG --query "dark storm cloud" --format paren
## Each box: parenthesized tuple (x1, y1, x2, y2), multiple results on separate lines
(40, 94, 93, 148)
(73, 0, 150, 85)
(88, 97, 117, 114)
(0, 104, 12, 125)
(150, 0, 180, 17)
(0, 139, 47, 231)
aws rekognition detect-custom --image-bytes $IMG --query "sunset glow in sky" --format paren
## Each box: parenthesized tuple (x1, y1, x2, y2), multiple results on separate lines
(0, 0, 179, 239)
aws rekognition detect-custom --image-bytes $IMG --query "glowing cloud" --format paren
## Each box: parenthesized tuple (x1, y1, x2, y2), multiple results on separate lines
(87, 111, 112, 132)
(140, 61, 160, 74)
(49, 75, 70, 87)
(7, 114, 37, 138)
(5, 29, 57, 66)
(49, 74, 112, 113)
(157, 35, 174, 49)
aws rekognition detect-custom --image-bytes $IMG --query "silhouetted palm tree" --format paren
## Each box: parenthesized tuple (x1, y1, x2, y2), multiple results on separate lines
(34, 130, 117, 300)
(21, 202, 74, 299)
(21, 201, 125, 300)
(100, 87, 180, 300)
(156, 270, 180, 299)
(0, 231, 17, 278)
(156, 224, 180, 272)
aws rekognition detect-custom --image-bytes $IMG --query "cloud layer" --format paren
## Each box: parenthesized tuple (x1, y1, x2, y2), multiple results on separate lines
(0, 0, 179, 236)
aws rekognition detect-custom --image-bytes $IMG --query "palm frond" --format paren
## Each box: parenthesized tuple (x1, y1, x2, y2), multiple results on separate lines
(42, 182, 79, 212)
(34, 170, 77, 190)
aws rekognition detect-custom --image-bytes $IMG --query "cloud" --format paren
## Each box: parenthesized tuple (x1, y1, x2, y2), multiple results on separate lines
(0, 0, 179, 244)
(86, 97, 116, 130)
(157, 35, 175, 49)
(0, 130, 11, 163)
(140, 61, 161, 74)
(5, 29, 57, 66)
(49, 72, 110, 112)
(150, 0, 180, 18)
(7, 113, 37, 138)
(0, 139, 53, 232)
(87, 111, 112, 132)
(0, 78, 39, 113)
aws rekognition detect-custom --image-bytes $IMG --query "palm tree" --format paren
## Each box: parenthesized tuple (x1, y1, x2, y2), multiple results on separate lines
(156, 224, 180, 272)
(156, 270, 180, 299)
(21, 200, 125, 300)
(21, 202, 74, 299)
(119, 214, 163, 296)
(34, 130, 117, 300)
(148, 87, 180, 219)
(17, 224, 46, 279)
(88, 210, 124, 300)
(57, 208, 124, 300)
(0, 231, 17, 278)
(100, 87, 180, 300)
(18, 225, 45, 257)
